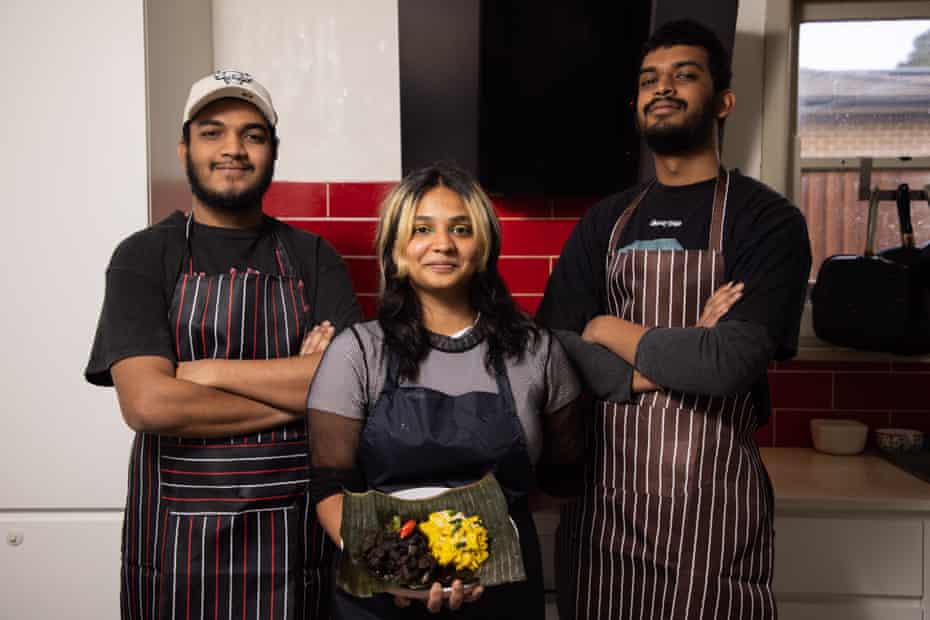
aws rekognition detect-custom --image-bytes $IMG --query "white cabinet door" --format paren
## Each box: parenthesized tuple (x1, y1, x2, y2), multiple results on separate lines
(775, 517, 923, 597)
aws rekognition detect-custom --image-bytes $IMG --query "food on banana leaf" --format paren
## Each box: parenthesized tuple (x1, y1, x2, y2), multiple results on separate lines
(360, 510, 489, 588)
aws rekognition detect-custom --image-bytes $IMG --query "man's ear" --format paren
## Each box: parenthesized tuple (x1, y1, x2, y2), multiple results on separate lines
(177, 139, 187, 166)
(716, 89, 736, 121)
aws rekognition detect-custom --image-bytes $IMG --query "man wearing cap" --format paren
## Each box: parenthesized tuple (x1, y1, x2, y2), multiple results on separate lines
(86, 70, 361, 619)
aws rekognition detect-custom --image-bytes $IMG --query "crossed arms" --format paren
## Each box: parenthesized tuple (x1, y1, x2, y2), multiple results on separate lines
(111, 322, 335, 437)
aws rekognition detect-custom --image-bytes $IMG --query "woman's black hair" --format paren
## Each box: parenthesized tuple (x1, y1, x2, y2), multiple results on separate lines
(377, 162, 539, 382)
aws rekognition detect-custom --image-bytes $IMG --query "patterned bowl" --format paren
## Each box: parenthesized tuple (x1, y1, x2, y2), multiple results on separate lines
(875, 428, 924, 453)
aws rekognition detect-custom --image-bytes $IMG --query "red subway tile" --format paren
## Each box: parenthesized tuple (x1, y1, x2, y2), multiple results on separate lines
(515, 295, 542, 316)
(357, 294, 378, 320)
(767, 371, 833, 410)
(552, 196, 602, 218)
(490, 195, 551, 219)
(329, 182, 396, 218)
(773, 410, 889, 448)
(291, 220, 378, 257)
(777, 360, 891, 372)
(891, 361, 930, 372)
(888, 412, 930, 435)
(754, 420, 774, 447)
(499, 258, 550, 294)
(263, 181, 326, 218)
(834, 372, 930, 411)
(345, 257, 380, 295)
(500, 220, 576, 256)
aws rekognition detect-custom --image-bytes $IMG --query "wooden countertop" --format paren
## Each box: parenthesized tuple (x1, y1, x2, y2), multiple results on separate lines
(762, 447, 930, 514)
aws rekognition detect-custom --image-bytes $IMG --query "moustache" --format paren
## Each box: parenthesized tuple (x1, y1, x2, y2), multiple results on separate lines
(210, 161, 254, 171)
(644, 97, 687, 114)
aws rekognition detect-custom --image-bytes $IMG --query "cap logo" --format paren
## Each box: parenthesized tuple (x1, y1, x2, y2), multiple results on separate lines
(213, 70, 253, 86)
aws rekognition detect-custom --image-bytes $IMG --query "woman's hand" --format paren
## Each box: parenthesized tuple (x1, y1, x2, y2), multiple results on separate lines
(392, 580, 485, 613)
(697, 282, 744, 328)
(300, 321, 335, 356)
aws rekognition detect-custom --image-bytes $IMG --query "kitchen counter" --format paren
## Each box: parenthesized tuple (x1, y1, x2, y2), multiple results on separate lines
(762, 447, 930, 514)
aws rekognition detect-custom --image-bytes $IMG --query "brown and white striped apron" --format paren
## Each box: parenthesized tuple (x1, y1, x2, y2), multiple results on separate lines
(556, 170, 776, 620)
(120, 214, 335, 620)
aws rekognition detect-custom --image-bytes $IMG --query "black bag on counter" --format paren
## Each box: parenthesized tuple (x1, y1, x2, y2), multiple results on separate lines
(811, 184, 930, 355)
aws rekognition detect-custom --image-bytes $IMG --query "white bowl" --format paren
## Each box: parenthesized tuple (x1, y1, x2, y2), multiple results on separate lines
(810, 418, 868, 455)
(875, 428, 924, 453)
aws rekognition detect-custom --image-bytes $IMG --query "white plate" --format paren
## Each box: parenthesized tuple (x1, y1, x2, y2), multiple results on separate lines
(389, 486, 451, 500)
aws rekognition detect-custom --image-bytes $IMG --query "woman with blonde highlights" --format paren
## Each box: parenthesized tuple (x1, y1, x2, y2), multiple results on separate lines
(306, 163, 583, 619)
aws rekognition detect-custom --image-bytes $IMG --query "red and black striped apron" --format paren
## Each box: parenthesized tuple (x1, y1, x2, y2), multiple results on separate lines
(120, 214, 335, 620)
(556, 170, 776, 619)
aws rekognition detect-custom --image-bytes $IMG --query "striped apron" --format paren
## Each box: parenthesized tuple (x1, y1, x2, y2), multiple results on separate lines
(556, 170, 776, 620)
(120, 214, 334, 620)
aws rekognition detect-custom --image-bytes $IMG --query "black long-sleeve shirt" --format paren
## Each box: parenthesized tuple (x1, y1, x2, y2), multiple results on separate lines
(538, 170, 811, 422)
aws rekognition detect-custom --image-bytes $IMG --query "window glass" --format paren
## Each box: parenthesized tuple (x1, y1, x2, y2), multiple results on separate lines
(797, 20, 930, 280)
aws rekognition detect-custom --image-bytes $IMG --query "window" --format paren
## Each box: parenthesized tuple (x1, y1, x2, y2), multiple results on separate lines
(796, 15, 930, 280)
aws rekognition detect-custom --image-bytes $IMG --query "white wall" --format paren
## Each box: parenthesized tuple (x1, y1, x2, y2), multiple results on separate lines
(213, 0, 402, 183)
(723, 0, 768, 178)
(0, 1, 210, 616)
(0, 0, 147, 511)
(147, 0, 213, 224)
(0, 0, 147, 616)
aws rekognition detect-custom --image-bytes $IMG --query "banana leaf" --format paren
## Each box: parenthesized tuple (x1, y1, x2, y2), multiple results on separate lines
(336, 474, 525, 597)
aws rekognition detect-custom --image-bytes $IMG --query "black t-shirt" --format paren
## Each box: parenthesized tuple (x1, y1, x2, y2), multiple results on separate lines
(537, 169, 811, 361)
(86, 211, 363, 386)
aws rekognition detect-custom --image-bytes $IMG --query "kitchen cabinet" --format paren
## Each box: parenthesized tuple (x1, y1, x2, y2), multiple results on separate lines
(765, 448, 930, 620)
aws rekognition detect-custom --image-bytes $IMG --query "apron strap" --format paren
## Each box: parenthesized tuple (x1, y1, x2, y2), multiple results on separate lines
(708, 167, 730, 253)
(605, 180, 655, 273)
(183, 212, 296, 277)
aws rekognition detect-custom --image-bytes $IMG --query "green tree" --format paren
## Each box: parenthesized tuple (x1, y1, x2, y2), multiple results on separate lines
(898, 29, 930, 67)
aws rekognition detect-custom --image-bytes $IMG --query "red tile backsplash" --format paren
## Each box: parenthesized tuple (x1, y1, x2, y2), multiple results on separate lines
(357, 294, 378, 320)
(291, 220, 378, 257)
(889, 412, 930, 434)
(263, 181, 326, 218)
(490, 195, 552, 219)
(499, 258, 551, 294)
(768, 372, 833, 410)
(776, 360, 892, 372)
(273, 180, 928, 447)
(329, 182, 396, 218)
(514, 295, 543, 316)
(345, 257, 380, 295)
(500, 220, 576, 255)
(834, 372, 930, 411)
(754, 422, 774, 447)
(773, 410, 890, 448)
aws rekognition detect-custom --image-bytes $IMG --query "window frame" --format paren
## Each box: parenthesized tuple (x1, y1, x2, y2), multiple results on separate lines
(762, 0, 930, 360)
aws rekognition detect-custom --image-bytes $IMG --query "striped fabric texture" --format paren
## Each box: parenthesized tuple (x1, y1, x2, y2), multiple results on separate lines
(556, 171, 777, 620)
(120, 225, 334, 620)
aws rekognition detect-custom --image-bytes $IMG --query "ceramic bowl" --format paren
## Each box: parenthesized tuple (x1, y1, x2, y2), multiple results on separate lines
(875, 428, 924, 453)
(810, 418, 868, 455)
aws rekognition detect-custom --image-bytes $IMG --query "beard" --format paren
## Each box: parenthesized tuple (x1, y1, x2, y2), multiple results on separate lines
(186, 151, 275, 214)
(637, 96, 718, 156)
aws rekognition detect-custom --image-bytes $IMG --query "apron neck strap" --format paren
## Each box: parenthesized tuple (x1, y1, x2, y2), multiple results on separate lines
(708, 167, 729, 253)
(183, 212, 294, 276)
(606, 166, 730, 261)
(383, 343, 516, 412)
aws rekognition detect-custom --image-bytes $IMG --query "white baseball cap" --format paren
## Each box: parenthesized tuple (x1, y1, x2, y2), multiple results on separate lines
(183, 70, 278, 127)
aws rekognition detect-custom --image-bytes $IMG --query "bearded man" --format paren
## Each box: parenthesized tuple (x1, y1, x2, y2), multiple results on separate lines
(537, 19, 811, 620)
(86, 71, 361, 619)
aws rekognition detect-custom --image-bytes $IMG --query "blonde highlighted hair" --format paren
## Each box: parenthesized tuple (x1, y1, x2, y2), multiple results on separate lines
(375, 164, 501, 290)
(373, 162, 537, 382)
